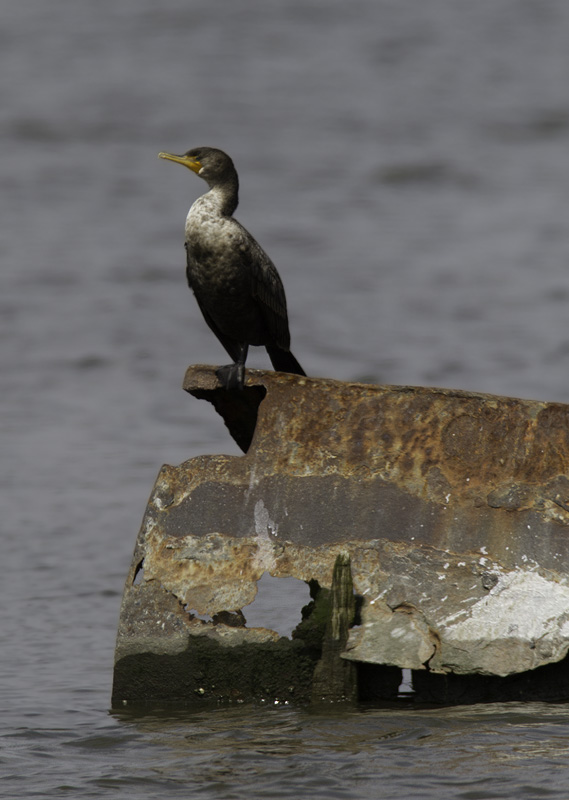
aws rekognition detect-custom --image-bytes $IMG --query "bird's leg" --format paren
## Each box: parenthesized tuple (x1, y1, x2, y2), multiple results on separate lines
(216, 343, 249, 390)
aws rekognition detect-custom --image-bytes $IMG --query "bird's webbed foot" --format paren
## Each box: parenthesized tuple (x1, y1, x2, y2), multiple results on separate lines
(216, 362, 245, 390)
(216, 344, 248, 390)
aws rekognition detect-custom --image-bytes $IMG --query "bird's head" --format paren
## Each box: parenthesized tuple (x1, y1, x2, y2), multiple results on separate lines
(158, 147, 236, 189)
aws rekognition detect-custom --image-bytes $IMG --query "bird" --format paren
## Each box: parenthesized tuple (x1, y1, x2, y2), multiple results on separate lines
(158, 146, 306, 390)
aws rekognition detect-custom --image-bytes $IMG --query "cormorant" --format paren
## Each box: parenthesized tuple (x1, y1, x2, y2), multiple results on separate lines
(158, 146, 305, 390)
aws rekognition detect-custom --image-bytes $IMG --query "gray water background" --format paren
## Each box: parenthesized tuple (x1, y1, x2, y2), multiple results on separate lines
(4, 0, 569, 797)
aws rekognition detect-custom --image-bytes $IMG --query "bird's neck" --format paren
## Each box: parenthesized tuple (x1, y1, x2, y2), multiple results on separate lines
(202, 176, 239, 218)
(186, 180, 239, 239)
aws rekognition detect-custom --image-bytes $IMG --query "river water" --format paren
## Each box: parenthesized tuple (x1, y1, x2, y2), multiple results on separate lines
(4, 0, 569, 797)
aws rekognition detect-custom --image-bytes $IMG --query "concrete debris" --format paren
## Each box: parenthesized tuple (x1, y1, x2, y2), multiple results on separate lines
(112, 366, 569, 707)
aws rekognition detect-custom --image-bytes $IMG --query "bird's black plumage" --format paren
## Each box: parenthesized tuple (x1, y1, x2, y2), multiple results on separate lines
(159, 146, 305, 389)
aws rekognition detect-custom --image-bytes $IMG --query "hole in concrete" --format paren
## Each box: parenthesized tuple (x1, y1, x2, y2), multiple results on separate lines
(242, 572, 312, 637)
(185, 607, 213, 623)
(133, 559, 145, 586)
(398, 668, 414, 695)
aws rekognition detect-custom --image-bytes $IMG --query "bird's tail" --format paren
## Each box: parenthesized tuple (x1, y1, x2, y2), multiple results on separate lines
(266, 345, 306, 377)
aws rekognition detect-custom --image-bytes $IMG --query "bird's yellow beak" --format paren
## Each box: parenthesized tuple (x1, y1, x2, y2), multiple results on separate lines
(158, 152, 202, 174)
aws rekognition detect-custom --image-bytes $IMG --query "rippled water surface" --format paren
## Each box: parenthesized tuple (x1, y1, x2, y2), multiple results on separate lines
(4, 0, 569, 796)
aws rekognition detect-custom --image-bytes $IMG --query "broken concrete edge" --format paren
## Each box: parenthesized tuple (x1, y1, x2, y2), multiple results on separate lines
(113, 517, 569, 709)
(112, 560, 569, 709)
(343, 563, 569, 678)
(127, 488, 569, 680)
(112, 553, 394, 709)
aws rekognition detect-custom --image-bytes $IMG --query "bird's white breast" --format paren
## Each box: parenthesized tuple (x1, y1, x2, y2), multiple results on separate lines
(185, 190, 225, 241)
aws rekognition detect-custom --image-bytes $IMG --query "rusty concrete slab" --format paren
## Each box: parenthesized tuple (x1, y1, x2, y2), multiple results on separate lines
(113, 366, 569, 706)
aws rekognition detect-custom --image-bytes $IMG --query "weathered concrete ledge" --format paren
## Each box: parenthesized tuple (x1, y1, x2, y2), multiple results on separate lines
(112, 366, 569, 707)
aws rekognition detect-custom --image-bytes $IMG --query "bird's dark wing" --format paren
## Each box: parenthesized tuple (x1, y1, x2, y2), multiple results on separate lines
(241, 231, 291, 351)
(185, 243, 242, 362)
(193, 294, 243, 362)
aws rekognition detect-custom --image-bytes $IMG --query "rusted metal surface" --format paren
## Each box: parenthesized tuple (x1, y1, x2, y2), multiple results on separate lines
(113, 365, 569, 706)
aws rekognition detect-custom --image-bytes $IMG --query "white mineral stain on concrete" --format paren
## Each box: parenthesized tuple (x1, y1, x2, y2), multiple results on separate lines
(254, 498, 279, 537)
(442, 571, 569, 644)
(390, 626, 416, 642)
(253, 499, 279, 570)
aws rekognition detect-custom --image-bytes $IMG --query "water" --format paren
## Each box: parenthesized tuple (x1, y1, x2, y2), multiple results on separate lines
(7, 704, 569, 800)
(3, 0, 569, 796)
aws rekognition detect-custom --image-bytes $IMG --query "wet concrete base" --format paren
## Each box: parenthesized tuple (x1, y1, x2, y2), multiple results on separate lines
(113, 637, 569, 709)
(113, 624, 569, 710)
(113, 636, 319, 708)
(410, 655, 569, 705)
